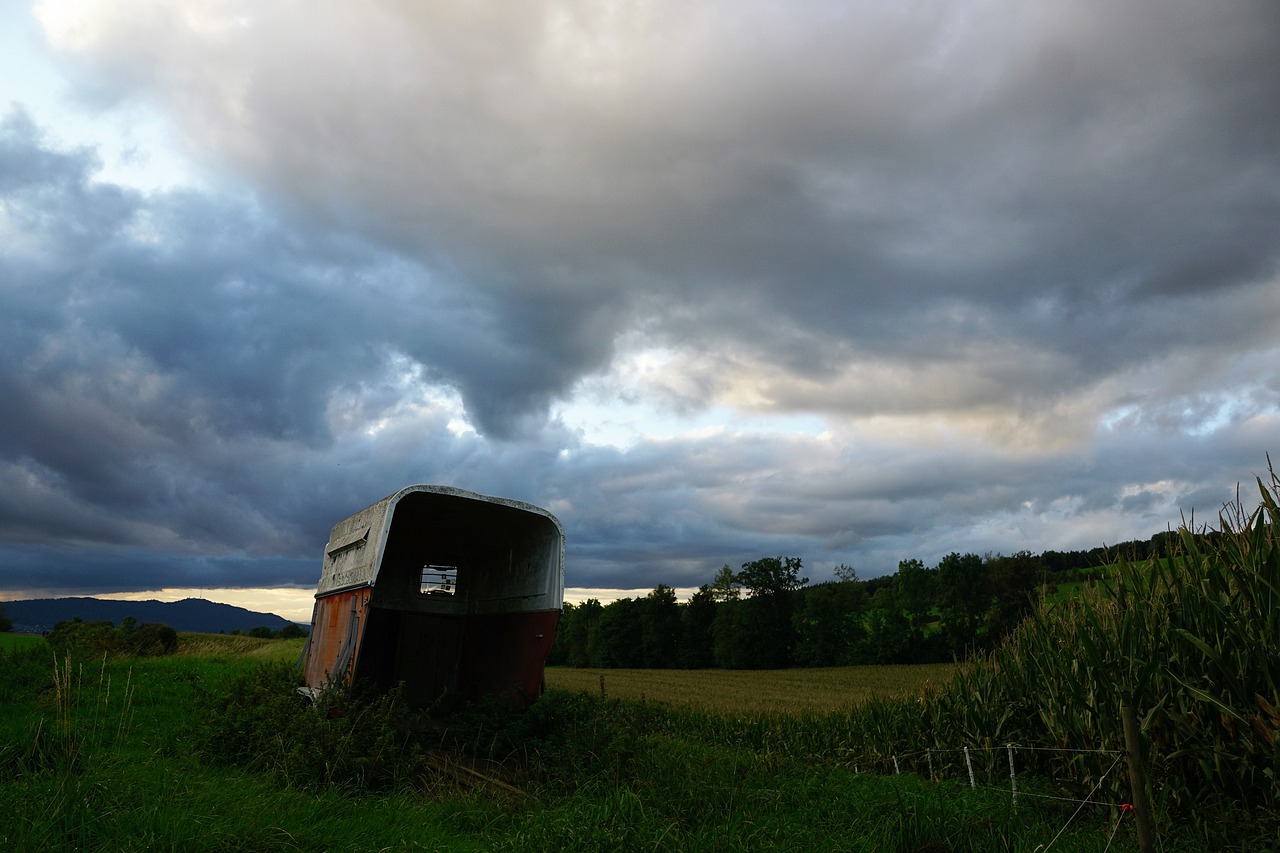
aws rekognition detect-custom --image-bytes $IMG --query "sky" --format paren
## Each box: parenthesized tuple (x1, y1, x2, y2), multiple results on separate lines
(1, 0, 1278, 623)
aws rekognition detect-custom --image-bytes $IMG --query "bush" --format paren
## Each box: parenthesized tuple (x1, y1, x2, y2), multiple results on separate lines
(46, 617, 179, 659)
(279, 622, 308, 640)
(195, 664, 427, 793)
(126, 623, 179, 656)
(46, 619, 121, 658)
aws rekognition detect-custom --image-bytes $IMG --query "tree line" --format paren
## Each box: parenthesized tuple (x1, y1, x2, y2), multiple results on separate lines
(548, 532, 1193, 670)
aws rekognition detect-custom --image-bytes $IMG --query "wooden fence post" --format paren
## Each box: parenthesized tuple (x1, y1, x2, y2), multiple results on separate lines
(1121, 700, 1155, 853)
(1007, 744, 1018, 808)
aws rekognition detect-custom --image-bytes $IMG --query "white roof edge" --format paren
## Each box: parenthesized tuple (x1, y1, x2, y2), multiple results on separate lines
(382, 484, 565, 538)
(317, 485, 565, 597)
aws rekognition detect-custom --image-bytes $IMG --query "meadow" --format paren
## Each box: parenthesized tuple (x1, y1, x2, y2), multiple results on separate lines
(3, 468, 1277, 850)
(0, 634, 1143, 852)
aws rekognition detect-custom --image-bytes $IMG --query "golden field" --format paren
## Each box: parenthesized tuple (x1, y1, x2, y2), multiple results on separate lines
(546, 662, 955, 715)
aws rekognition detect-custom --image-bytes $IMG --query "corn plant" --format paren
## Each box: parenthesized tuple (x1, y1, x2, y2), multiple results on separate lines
(900, 462, 1280, 828)
(801, 461, 1279, 841)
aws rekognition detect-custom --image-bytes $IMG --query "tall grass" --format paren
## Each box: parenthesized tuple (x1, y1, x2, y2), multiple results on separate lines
(1, 653, 137, 849)
(814, 463, 1280, 842)
(541, 465, 1280, 842)
(175, 632, 307, 661)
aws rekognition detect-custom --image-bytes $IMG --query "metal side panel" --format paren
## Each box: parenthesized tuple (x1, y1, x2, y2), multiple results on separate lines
(456, 609, 561, 706)
(302, 588, 371, 690)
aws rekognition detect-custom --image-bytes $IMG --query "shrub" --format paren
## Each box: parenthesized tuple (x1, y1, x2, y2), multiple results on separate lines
(126, 623, 179, 656)
(46, 619, 122, 658)
(195, 664, 428, 793)
(46, 618, 179, 659)
(279, 623, 308, 640)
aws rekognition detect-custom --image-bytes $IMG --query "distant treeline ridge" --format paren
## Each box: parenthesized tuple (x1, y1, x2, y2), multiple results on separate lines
(549, 530, 1213, 670)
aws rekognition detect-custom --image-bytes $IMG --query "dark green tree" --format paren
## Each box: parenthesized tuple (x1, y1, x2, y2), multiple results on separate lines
(793, 581, 865, 666)
(576, 598, 605, 667)
(710, 564, 741, 602)
(557, 598, 604, 667)
(711, 598, 749, 668)
(596, 598, 644, 668)
(47, 618, 121, 657)
(678, 585, 718, 668)
(833, 562, 858, 583)
(983, 551, 1041, 642)
(893, 558, 938, 631)
(937, 552, 989, 656)
(858, 602, 918, 664)
(279, 622, 308, 640)
(47, 617, 178, 658)
(127, 623, 179, 655)
(732, 556, 808, 668)
(640, 584, 680, 668)
(736, 556, 808, 598)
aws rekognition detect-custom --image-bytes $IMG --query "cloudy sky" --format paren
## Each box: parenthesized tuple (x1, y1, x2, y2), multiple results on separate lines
(2, 0, 1278, 621)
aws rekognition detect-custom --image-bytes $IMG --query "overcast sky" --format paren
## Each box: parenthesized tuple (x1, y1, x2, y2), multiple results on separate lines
(2, 0, 1278, 619)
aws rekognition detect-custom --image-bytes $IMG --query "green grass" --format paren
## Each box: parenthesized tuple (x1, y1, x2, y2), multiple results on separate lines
(175, 632, 307, 662)
(6, 467, 1276, 853)
(0, 633, 46, 653)
(0, 641, 1145, 852)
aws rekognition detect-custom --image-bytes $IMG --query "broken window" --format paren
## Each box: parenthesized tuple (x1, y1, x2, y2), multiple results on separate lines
(420, 564, 459, 596)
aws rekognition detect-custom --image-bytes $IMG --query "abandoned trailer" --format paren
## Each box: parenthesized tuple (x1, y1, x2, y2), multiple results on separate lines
(300, 485, 565, 708)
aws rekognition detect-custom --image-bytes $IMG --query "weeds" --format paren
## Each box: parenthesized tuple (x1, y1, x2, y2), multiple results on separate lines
(0, 651, 137, 851)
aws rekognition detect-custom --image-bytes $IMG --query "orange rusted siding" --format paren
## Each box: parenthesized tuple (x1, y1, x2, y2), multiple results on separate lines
(303, 587, 371, 690)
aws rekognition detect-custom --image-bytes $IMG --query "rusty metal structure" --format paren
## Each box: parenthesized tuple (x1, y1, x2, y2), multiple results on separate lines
(300, 485, 564, 707)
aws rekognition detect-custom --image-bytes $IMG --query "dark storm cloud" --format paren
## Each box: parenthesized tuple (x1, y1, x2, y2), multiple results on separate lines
(42, 0, 1277, 423)
(0, 108, 563, 565)
(3, 0, 1279, 596)
(0, 543, 314, 594)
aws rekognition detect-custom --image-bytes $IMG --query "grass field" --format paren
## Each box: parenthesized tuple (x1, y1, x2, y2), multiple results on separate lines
(0, 632, 44, 653)
(0, 633, 1149, 852)
(547, 662, 955, 714)
(174, 632, 306, 661)
(5, 476, 1276, 849)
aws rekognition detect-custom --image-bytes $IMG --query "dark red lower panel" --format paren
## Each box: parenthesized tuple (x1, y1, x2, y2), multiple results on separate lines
(458, 610, 561, 707)
(341, 607, 559, 708)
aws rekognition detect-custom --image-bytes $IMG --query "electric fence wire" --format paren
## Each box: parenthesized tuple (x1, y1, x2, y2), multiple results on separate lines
(1101, 806, 1131, 853)
(854, 742, 1135, 848)
(1033, 751, 1125, 852)
(877, 744, 1128, 805)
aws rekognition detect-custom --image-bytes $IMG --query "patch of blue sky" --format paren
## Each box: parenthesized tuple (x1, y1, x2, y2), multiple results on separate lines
(557, 395, 829, 450)
(1, 4, 199, 192)
(1099, 397, 1264, 438)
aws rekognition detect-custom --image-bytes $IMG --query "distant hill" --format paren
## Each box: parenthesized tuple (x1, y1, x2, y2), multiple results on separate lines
(1, 597, 301, 635)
